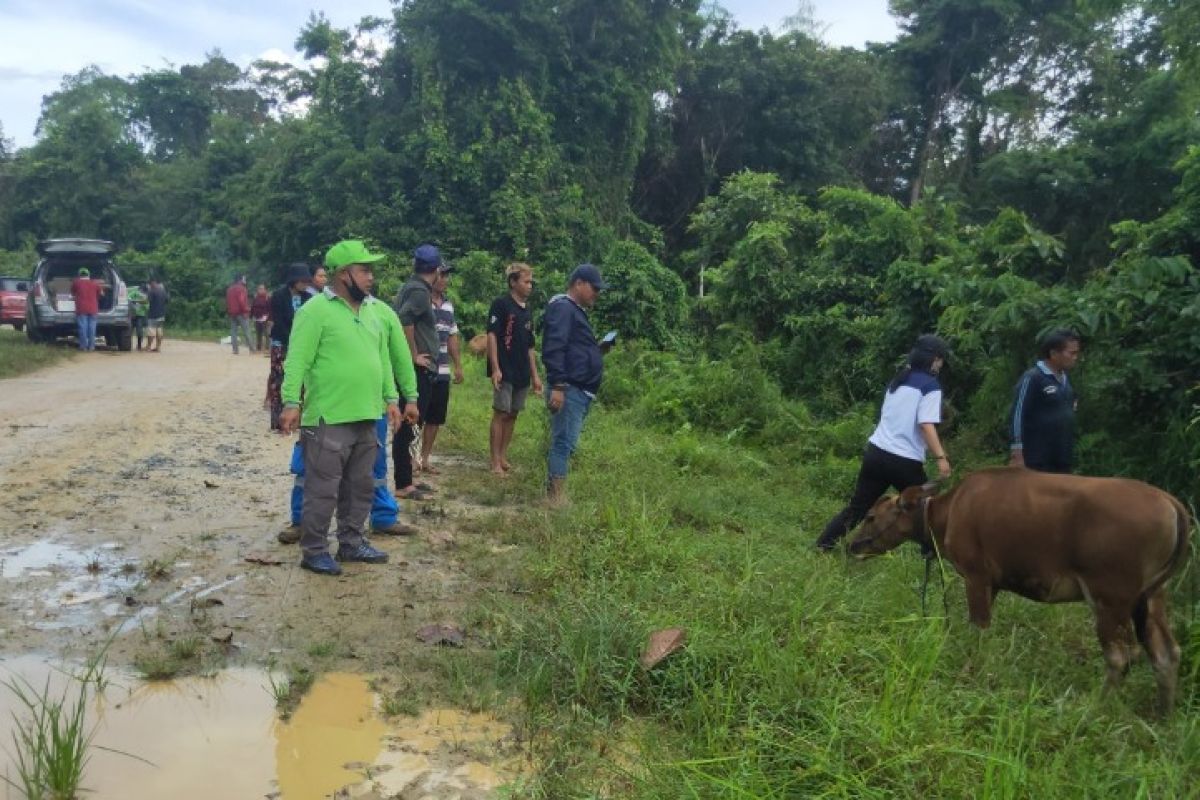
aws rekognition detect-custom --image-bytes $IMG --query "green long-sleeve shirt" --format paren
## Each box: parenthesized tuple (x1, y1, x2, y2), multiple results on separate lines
(282, 291, 398, 426)
(363, 296, 419, 402)
(128, 286, 149, 317)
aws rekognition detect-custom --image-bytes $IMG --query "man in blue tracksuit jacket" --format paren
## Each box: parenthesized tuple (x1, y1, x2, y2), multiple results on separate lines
(1007, 329, 1082, 473)
(541, 264, 610, 505)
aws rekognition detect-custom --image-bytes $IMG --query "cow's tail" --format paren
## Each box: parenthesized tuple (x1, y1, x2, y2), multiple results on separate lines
(1146, 495, 1192, 596)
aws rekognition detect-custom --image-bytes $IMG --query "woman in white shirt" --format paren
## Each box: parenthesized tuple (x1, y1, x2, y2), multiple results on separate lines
(814, 334, 952, 552)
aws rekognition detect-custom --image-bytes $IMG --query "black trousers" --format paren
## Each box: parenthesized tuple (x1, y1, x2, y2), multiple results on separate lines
(816, 443, 928, 548)
(393, 367, 435, 489)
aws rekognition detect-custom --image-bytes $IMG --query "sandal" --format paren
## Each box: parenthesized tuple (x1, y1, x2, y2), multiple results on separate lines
(397, 487, 434, 501)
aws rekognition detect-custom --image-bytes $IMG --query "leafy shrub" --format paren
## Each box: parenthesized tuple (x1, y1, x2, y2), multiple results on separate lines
(592, 240, 688, 348)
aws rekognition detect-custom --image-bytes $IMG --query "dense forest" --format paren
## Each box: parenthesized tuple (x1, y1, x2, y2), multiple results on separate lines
(0, 0, 1198, 502)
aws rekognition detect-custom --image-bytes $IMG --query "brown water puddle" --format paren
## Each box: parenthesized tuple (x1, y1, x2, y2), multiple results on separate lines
(0, 656, 520, 799)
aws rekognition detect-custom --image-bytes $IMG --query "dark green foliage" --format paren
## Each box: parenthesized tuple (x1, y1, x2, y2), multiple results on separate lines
(446, 250, 507, 340)
(591, 240, 688, 349)
(1, 1, 1198, 501)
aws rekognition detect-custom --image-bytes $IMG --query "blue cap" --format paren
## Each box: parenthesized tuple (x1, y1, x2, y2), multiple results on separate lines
(569, 263, 609, 290)
(413, 244, 442, 273)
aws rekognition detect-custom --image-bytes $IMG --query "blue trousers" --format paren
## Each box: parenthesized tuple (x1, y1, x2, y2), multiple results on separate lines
(547, 385, 593, 480)
(76, 314, 97, 350)
(291, 416, 400, 528)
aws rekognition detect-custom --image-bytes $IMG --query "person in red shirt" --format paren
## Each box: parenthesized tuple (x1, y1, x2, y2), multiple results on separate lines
(224, 275, 255, 354)
(70, 268, 102, 351)
(250, 283, 271, 353)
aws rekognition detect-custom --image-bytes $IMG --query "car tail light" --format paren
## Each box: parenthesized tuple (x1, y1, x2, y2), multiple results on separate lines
(118, 282, 127, 303)
(32, 283, 42, 298)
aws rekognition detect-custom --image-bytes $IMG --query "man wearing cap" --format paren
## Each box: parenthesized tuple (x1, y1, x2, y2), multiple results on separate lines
(279, 240, 409, 576)
(276, 267, 422, 544)
(391, 243, 442, 500)
(70, 268, 102, 351)
(541, 264, 610, 505)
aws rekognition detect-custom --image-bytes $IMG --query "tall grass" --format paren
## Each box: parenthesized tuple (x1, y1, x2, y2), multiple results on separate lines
(1, 675, 92, 799)
(0, 329, 72, 379)
(438, 354, 1200, 797)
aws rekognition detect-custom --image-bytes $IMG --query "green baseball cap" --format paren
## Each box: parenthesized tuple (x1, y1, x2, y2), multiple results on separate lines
(324, 240, 386, 270)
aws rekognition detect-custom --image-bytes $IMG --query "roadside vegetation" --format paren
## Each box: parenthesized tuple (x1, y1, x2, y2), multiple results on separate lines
(423, 357, 1200, 798)
(0, 328, 72, 379)
(1, 0, 1198, 795)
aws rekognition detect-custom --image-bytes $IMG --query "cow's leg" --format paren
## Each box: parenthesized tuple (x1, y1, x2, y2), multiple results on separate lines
(1093, 601, 1134, 695)
(963, 576, 993, 628)
(1134, 589, 1180, 714)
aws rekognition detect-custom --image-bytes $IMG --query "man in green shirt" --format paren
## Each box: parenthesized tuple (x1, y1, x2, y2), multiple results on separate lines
(280, 240, 416, 576)
(128, 283, 149, 351)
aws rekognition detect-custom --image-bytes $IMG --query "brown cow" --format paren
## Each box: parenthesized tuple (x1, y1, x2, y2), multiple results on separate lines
(847, 467, 1190, 713)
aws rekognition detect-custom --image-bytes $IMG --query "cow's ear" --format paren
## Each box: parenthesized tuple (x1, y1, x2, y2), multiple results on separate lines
(898, 486, 924, 510)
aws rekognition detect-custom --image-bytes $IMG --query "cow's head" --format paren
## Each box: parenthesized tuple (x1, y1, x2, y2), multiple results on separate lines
(847, 483, 938, 558)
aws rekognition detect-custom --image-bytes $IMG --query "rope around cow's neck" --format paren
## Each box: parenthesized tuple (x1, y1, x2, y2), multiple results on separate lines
(918, 495, 950, 621)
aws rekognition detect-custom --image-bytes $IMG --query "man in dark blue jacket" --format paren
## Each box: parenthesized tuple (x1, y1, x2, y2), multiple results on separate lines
(1008, 329, 1081, 473)
(541, 264, 609, 505)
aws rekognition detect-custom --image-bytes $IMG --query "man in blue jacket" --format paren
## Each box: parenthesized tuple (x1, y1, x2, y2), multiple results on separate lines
(1007, 329, 1081, 473)
(541, 264, 609, 506)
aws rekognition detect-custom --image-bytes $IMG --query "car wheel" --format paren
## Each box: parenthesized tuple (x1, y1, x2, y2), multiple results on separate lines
(117, 327, 132, 352)
(26, 326, 43, 343)
(12, 322, 22, 332)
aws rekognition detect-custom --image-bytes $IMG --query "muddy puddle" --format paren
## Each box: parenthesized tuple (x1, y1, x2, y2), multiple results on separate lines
(0, 656, 522, 799)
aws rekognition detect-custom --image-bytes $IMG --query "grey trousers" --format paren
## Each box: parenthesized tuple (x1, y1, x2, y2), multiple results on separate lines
(229, 314, 255, 352)
(298, 421, 377, 556)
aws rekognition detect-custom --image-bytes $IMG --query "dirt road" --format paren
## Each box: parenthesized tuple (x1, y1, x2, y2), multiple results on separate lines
(0, 341, 525, 796)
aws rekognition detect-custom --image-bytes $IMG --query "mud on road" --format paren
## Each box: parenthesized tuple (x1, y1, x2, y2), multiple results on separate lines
(0, 340, 530, 797)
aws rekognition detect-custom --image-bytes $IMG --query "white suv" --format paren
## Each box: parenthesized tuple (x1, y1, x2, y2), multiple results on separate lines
(25, 239, 133, 351)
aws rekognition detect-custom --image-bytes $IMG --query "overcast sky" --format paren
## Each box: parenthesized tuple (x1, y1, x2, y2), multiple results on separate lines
(0, 0, 897, 150)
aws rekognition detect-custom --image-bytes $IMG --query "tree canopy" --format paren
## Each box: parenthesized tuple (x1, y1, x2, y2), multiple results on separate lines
(1, 0, 1198, 500)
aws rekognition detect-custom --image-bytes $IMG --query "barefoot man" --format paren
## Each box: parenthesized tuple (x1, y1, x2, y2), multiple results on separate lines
(487, 262, 542, 474)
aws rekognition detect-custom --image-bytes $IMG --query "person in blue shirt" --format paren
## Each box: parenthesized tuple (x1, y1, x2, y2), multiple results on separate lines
(541, 264, 610, 506)
(815, 335, 952, 552)
(1007, 329, 1081, 474)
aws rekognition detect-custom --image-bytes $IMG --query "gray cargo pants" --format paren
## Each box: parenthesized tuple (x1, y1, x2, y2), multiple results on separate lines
(229, 314, 255, 353)
(298, 420, 377, 556)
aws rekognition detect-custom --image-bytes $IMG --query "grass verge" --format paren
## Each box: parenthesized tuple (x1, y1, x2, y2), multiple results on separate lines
(0, 328, 73, 379)
(436, 355, 1200, 798)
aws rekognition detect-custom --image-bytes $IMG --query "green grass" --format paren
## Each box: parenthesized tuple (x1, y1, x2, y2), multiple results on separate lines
(1, 674, 92, 799)
(0, 328, 73, 379)
(267, 666, 316, 719)
(434, 356, 1200, 798)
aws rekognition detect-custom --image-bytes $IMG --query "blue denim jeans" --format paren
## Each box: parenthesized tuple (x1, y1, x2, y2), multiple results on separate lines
(76, 314, 97, 350)
(547, 385, 593, 480)
(290, 414, 399, 528)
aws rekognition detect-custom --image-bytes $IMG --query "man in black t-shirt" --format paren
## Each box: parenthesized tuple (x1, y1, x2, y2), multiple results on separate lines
(487, 263, 542, 475)
(1008, 329, 1081, 473)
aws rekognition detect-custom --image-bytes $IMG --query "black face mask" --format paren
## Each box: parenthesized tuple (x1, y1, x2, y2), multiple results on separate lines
(344, 271, 368, 302)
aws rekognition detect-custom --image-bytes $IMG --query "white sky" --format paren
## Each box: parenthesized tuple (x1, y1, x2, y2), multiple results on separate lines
(0, 0, 897, 150)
